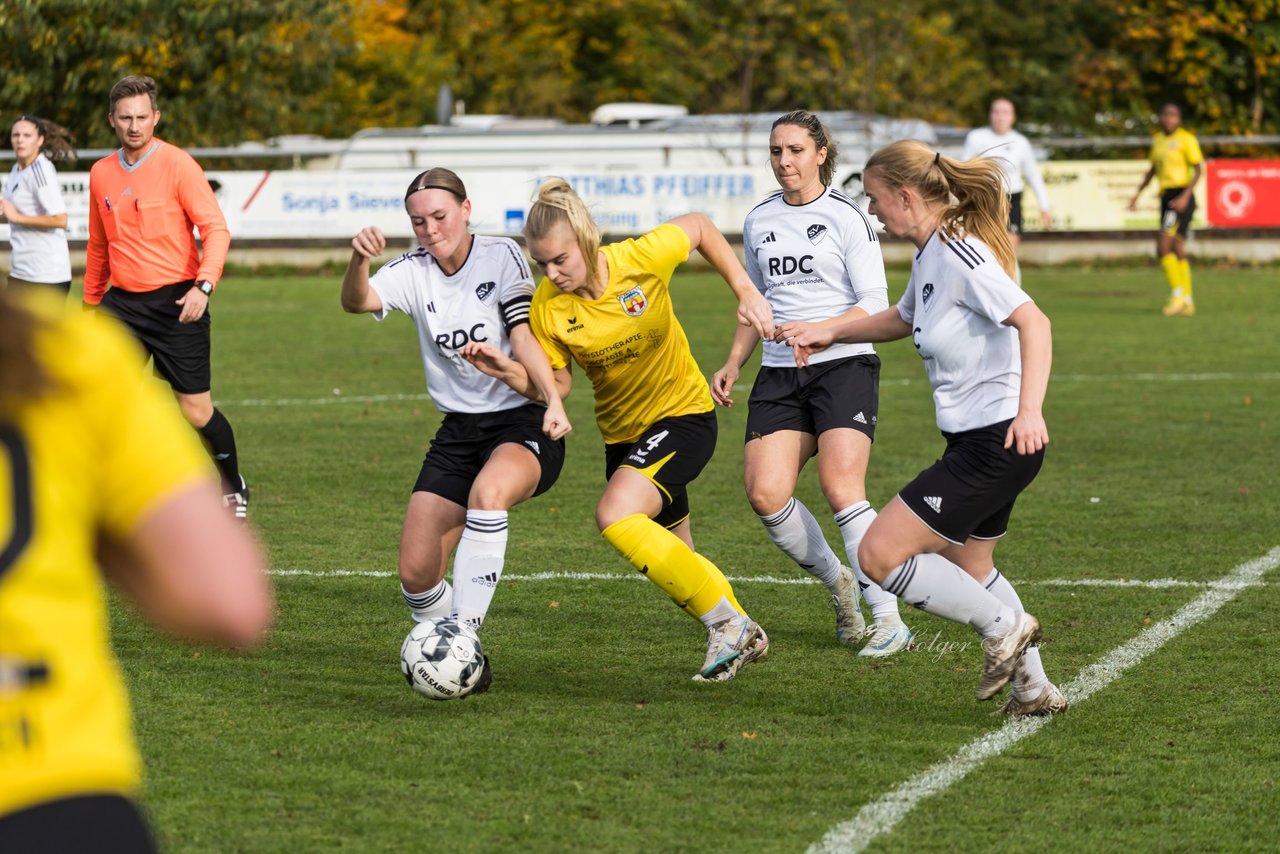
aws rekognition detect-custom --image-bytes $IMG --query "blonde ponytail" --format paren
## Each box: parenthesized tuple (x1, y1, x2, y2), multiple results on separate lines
(864, 139, 1017, 278)
(524, 178, 602, 289)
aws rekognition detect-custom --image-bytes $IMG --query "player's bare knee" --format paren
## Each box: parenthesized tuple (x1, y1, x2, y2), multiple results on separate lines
(745, 480, 790, 517)
(856, 537, 894, 584)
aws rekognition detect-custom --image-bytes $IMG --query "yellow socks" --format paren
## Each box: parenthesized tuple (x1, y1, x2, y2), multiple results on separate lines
(1160, 253, 1183, 298)
(601, 513, 744, 622)
(1179, 258, 1193, 301)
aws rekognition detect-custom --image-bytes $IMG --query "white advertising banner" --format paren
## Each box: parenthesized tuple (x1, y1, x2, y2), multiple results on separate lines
(0, 161, 1220, 243)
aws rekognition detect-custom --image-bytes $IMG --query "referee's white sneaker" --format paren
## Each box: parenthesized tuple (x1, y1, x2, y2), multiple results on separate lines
(222, 475, 250, 522)
(857, 618, 913, 658)
(977, 612, 1041, 701)
(832, 566, 868, 645)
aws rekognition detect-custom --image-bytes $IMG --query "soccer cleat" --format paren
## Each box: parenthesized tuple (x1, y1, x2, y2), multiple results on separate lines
(857, 619, 913, 658)
(222, 475, 250, 522)
(694, 613, 767, 682)
(1162, 296, 1193, 317)
(976, 612, 1041, 701)
(998, 682, 1068, 717)
(831, 566, 867, 645)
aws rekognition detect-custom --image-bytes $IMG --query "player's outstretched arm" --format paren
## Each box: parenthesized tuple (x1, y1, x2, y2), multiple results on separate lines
(509, 325, 572, 440)
(777, 305, 911, 367)
(667, 212, 775, 339)
(341, 227, 387, 314)
(99, 482, 272, 649)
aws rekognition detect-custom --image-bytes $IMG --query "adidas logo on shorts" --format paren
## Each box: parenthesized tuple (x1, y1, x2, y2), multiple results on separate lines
(524, 440, 541, 455)
(924, 495, 943, 513)
(853, 411, 868, 424)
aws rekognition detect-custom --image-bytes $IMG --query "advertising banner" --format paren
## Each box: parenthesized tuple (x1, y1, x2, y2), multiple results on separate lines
(1205, 160, 1280, 227)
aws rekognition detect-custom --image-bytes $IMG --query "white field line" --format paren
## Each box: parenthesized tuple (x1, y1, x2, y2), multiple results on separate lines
(218, 371, 1280, 408)
(808, 545, 1280, 854)
(266, 567, 1268, 590)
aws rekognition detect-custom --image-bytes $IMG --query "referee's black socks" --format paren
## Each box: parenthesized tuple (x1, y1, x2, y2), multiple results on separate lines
(199, 407, 242, 493)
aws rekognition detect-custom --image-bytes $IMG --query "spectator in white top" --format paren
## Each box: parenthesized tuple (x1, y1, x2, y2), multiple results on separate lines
(712, 110, 911, 657)
(781, 139, 1065, 717)
(341, 168, 571, 694)
(962, 98, 1052, 262)
(2, 115, 74, 293)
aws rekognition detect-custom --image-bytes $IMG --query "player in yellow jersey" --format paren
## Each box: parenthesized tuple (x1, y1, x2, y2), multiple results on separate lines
(0, 287, 271, 851)
(1128, 102, 1203, 317)
(462, 178, 776, 682)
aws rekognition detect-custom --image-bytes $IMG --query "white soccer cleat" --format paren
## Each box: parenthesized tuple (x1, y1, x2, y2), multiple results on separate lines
(998, 682, 1067, 717)
(857, 619, 913, 658)
(832, 566, 868, 645)
(694, 613, 767, 682)
(977, 612, 1041, 701)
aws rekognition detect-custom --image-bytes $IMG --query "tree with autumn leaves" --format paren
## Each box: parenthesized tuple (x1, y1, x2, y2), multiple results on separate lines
(0, 0, 1275, 150)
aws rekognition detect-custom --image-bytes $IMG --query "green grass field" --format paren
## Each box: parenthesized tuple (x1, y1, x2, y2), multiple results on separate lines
(107, 261, 1280, 852)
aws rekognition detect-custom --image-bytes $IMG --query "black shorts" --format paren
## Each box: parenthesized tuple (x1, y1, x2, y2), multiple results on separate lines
(1008, 192, 1023, 234)
(413, 403, 565, 507)
(0, 794, 156, 853)
(1160, 188, 1196, 239)
(100, 281, 211, 394)
(897, 419, 1044, 544)
(604, 409, 717, 529)
(745, 354, 879, 446)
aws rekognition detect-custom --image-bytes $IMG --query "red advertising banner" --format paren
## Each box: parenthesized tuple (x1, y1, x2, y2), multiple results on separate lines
(1206, 160, 1280, 227)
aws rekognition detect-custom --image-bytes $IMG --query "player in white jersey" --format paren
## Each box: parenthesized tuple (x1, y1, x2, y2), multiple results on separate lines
(783, 140, 1065, 716)
(961, 98, 1052, 264)
(341, 168, 571, 691)
(712, 110, 910, 657)
(2, 115, 73, 292)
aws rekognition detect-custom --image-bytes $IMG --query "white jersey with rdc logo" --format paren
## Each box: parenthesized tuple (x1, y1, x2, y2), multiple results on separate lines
(897, 231, 1033, 433)
(743, 188, 889, 368)
(369, 234, 534, 414)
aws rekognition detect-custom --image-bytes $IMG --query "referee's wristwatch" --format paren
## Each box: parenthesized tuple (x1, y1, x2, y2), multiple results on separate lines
(195, 280, 213, 296)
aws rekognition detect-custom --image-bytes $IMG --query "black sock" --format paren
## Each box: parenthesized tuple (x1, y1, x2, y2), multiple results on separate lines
(198, 407, 241, 492)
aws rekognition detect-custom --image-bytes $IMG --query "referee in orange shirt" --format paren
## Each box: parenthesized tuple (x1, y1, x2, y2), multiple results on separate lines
(83, 75, 248, 519)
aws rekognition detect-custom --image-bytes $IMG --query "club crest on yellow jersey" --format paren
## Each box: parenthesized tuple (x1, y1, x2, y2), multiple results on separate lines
(619, 286, 647, 317)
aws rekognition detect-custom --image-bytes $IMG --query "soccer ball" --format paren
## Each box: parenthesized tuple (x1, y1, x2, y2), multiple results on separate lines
(399, 617, 489, 700)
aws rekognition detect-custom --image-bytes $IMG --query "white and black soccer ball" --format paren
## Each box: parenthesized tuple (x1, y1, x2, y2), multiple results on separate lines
(399, 617, 489, 700)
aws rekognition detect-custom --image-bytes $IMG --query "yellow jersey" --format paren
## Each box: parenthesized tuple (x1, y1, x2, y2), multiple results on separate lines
(0, 299, 212, 817)
(531, 224, 714, 445)
(1149, 127, 1203, 191)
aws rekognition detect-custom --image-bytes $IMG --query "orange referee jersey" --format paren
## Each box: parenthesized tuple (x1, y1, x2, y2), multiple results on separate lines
(83, 140, 230, 305)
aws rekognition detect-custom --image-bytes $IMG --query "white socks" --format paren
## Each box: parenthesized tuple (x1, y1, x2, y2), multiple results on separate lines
(757, 497, 842, 588)
(834, 501, 902, 624)
(880, 552, 1016, 638)
(450, 509, 509, 631)
(401, 579, 451, 623)
(983, 567, 1050, 700)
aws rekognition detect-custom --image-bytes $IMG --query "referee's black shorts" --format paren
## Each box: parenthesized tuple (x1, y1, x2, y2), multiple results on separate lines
(100, 281, 211, 394)
(897, 419, 1043, 545)
(1008, 192, 1024, 234)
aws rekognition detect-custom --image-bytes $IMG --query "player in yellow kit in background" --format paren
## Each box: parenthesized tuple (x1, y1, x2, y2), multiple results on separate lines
(0, 287, 272, 852)
(462, 178, 777, 682)
(1129, 102, 1204, 317)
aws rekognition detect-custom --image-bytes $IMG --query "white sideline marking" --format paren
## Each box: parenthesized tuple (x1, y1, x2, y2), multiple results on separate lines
(808, 546, 1280, 854)
(219, 371, 1280, 408)
(266, 567, 1268, 590)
